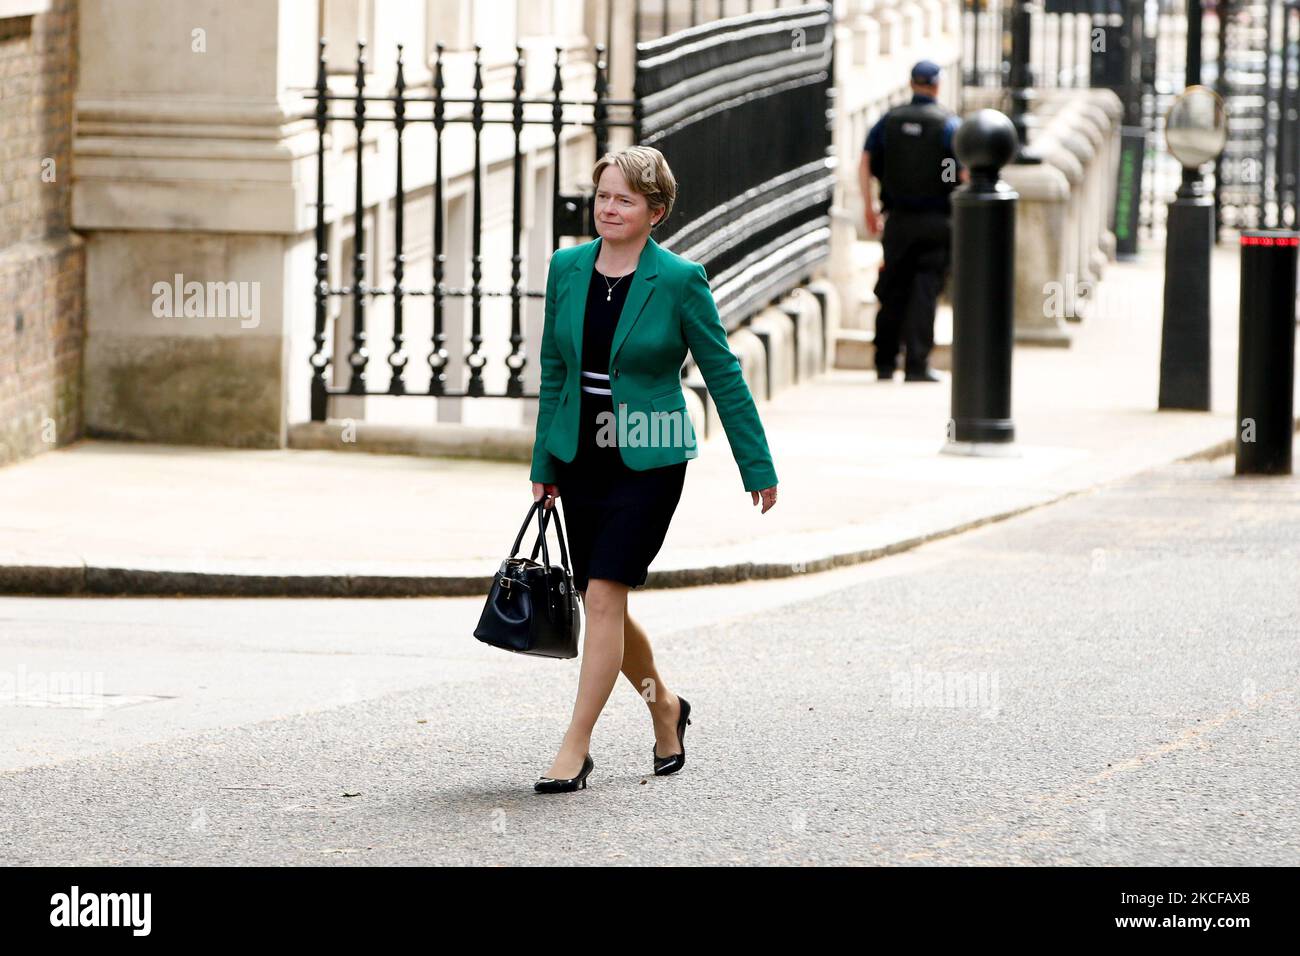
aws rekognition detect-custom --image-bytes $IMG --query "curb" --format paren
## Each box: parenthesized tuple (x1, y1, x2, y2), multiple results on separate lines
(1, 427, 1275, 599)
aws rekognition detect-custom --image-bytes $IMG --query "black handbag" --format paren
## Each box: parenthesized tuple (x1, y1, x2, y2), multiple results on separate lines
(473, 496, 581, 658)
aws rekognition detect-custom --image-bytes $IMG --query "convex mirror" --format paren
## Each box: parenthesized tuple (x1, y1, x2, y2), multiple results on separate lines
(1165, 85, 1227, 169)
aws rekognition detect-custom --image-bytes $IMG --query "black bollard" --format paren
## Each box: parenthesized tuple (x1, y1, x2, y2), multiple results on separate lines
(1159, 3, 1214, 412)
(945, 109, 1019, 451)
(1235, 231, 1298, 476)
(1158, 183, 1214, 410)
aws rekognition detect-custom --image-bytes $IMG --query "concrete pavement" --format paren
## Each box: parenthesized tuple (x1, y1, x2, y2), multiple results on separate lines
(0, 241, 1293, 596)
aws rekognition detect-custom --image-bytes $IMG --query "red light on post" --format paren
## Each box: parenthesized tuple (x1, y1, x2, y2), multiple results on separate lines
(1240, 233, 1300, 247)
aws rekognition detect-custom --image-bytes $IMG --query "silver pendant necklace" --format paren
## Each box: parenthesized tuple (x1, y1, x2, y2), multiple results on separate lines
(600, 268, 630, 302)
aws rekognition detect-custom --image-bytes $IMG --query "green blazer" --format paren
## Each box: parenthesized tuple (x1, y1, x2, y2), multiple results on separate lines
(529, 234, 778, 492)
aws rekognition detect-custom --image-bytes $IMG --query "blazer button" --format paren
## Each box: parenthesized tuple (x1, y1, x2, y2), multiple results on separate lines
(614, 369, 620, 378)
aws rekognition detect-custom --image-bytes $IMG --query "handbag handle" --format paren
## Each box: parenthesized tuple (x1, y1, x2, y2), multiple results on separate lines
(508, 495, 556, 574)
(529, 497, 572, 572)
(508, 499, 545, 559)
(502, 499, 556, 618)
(533, 496, 553, 571)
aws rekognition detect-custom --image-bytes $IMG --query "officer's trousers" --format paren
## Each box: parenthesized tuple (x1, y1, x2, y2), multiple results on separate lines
(873, 210, 952, 375)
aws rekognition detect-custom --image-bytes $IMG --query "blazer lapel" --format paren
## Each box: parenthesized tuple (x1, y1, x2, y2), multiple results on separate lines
(566, 234, 661, 370)
(566, 240, 599, 363)
(611, 238, 659, 365)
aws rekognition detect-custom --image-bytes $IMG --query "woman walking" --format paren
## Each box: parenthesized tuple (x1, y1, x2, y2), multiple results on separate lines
(529, 145, 779, 793)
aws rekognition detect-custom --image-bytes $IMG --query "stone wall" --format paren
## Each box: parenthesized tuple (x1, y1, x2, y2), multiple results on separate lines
(48, 1, 964, 462)
(0, 0, 84, 467)
(962, 86, 1124, 345)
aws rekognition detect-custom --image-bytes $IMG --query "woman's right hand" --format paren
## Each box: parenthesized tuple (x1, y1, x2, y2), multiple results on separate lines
(532, 482, 560, 509)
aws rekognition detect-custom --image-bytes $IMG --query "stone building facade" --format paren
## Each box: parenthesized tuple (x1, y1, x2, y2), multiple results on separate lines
(1, 0, 966, 466)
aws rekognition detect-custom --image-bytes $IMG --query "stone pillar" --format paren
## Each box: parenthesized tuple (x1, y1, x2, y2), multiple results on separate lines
(1000, 162, 1073, 346)
(75, 0, 320, 447)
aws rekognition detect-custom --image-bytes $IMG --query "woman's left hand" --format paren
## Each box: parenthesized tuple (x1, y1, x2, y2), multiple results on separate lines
(751, 485, 778, 514)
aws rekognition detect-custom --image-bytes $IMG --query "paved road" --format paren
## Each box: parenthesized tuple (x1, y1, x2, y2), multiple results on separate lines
(1, 448, 1296, 865)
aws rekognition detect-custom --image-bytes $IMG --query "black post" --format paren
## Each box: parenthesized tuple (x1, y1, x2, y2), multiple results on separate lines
(1007, 0, 1036, 162)
(1186, 0, 1202, 95)
(966, 0, 979, 89)
(389, 44, 408, 396)
(1263, 0, 1278, 230)
(1211, 0, 1226, 241)
(945, 109, 1020, 451)
(1182, 0, 1204, 206)
(467, 45, 485, 397)
(1090, 1, 1126, 93)
(1235, 231, 1298, 475)
(1113, 126, 1145, 259)
(594, 44, 609, 163)
(429, 43, 448, 397)
(550, 47, 566, 251)
(310, 38, 330, 421)
(347, 40, 369, 397)
(1114, 1, 1146, 261)
(1157, 181, 1214, 409)
(507, 45, 527, 398)
(1121, 0, 1144, 127)
(1279, 9, 1297, 228)
(1158, 0, 1213, 411)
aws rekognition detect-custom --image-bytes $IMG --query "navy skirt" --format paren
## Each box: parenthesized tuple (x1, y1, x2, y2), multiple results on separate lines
(553, 391, 688, 592)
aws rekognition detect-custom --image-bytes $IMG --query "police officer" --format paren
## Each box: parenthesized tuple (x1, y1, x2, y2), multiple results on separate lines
(859, 60, 965, 382)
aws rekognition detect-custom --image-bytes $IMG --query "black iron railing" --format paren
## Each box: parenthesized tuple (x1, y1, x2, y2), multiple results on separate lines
(1274, 1, 1300, 226)
(630, 0, 808, 43)
(305, 40, 634, 416)
(637, 3, 836, 329)
(303, 2, 834, 420)
(963, 0, 1106, 91)
(1220, 0, 1300, 231)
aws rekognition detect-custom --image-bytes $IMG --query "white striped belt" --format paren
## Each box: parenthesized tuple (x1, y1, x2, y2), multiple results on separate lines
(580, 370, 611, 396)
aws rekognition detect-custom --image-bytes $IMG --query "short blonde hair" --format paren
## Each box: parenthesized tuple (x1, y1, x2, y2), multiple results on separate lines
(592, 146, 677, 231)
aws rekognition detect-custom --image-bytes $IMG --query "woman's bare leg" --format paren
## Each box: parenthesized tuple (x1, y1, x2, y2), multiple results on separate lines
(542, 578, 629, 779)
(621, 608, 684, 759)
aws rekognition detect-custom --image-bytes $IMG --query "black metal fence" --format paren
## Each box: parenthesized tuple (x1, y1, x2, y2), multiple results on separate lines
(1218, 0, 1300, 231)
(304, 2, 834, 420)
(960, 0, 1300, 238)
(304, 40, 634, 416)
(636, 3, 835, 329)
(963, 0, 1115, 91)
(1273, 1, 1300, 227)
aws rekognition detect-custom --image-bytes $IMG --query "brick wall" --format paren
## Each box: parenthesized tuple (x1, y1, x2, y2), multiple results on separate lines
(0, 0, 84, 468)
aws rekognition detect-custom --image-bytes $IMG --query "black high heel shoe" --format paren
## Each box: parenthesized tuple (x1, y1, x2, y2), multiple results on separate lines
(653, 696, 692, 776)
(534, 754, 594, 793)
